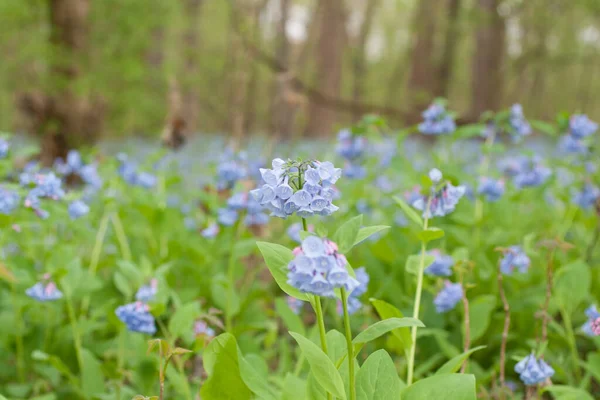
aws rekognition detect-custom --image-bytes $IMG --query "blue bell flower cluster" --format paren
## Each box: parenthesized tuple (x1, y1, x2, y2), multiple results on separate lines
(572, 183, 600, 210)
(336, 129, 367, 179)
(477, 177, 505, 202)
(508, 104, 532, 141)
(412, 169, 466, 218)
(434, 281, 463, 313)
(251, 158, 341, 219)
(424, 250, 454, 277)
(55, 150, 103, 190)
(26, 277, 63, 302)
(115, 280, 157, 334)
(135, 279, 158, 302)
(217, 191, 269, 227)
(0, 186, 20, 215)
(68, 200, 90, 220)
(216, 150, 248, 191)
(557, 114, 597, 156)
(582, 305, 600, 337)
(418, 103, 456, 135)
(287, 236, 359, 297)
(23, 172, 65, 219)
(117, 154, 157, 189)
(500, 246, 530, 275)
(511, 157, 551, 189)
(514, 353, 555, 386)
(558, 134, 589, 155)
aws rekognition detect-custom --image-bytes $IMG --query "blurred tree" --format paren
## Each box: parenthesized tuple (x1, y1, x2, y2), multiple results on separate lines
(437, 0, 462, 98)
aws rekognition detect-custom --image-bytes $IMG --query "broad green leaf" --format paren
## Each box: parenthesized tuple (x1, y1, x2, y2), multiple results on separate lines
(257, 242, 309, 301)
(542, 385, 594, 400)
(393, 196, 423, 227)
(168, 302, 200, 340)
(353, 318, 424, 346)
(326, 330, 348, 364)
(370, 299, 412, 355)
(275, 297, 305, 336)
(211, 274, 240, 318)
(200, 333, 252, 400)
(333, 215, 364, 253)
(468, 295, 496, 342)
(81, 349, 104, 395)
(238, 349, 278, 400)
(582, 353, 600, 383)
(531, 120, 557, 137)
(306, 372, 327, 400)
(416, 227, 444, 243)
(554, 259, 590, 313)
(405, 254, 435, 275)
(354, 225, 390, 246)
(401, 374, 476, 400)
(113, 272, 133, 299)
(281, 373, 306, 400)
(435, 346, 486, 375)
(289, 331, 346, 399)
(356, 350, 402, 400)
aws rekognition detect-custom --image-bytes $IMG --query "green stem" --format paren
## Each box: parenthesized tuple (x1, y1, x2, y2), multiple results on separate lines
(81, 211, 110, 315)
(111, 212, 132, 262)
(66, 295, 84, 377)
(226, 219, 243, 332)
(302, 217, 308, 232)
(561, 307, 582, 383)
(313, 296, 332, 400)
(12, 285, 25, 382)
(341, 288, 356, 400)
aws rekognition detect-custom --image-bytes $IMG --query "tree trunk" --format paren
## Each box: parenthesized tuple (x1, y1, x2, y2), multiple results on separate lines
(436, 0, 462, 98)
(182, 0, 203, 133)
(469, 0, 506, 119)
(352, 0, 379, 121)
(304, 0, 346, 137)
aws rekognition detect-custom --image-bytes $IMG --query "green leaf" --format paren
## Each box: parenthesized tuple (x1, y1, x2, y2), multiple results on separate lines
(256, 242, 309, 301)
(354, 226, 390, 246)
(405, 254, 435, 275)
(333, 215, 364, 253)
(238, 349, 279, 400)
(113, 272, 133, 299)
(275, 297, 305, 336)
(81, 349, 104, 396)
(582, 353, 600, 383)
(289, 331, 346, 399)
(542, 385, 594, 400)
(281, 373, 306, 400)
(147, 339, 170, 356)
(171, 347, 193, 356)
(416, 227, 444, 243)
(435, 346, 486, 375)
(168, 302, 200, 340)
(370, 299, 413, 356)
(306, 372, 327, 400)
(554, 259, 591, 313)
(355, 350, 402, 400)
(401, 374, 476, 400)
(353, 318, 424, 346)
(393, 196, 423, 227)
(468, 295, 496, 342)
(200, 333, 252, 400)
(531, 120, 557, 137)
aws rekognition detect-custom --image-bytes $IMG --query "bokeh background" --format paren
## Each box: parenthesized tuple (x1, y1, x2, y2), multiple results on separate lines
(1, 0, 600, 157)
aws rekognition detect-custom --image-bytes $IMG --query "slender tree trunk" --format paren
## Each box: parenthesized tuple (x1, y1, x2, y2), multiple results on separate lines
(244, 1, 267, 134)
(304, 0, 346, 137)
(436, 0, 462, 98)
(470, 0, 506, 119)
(228, 1, 250, 148)
(181, 0, 204, 133)
(352, 0, 379, 121)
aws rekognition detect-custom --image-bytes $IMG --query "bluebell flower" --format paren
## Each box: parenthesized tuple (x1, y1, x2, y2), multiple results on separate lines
(336, 266, 369, 315)
(0, 138, 9, 158)
(336, 129, 367, 161)
(136, 172, 157, 189)
(434, 281, 463, 313)
(478, 177, 505, 202)
(286, 296, 305, 315)
(194, 320, 215, 338)
(68, 200, 90, 219)
(136, 279, 158, 302)
(55, 150, 83, 175)
(375, 176, 394, 193)
(202, 223, 220, 238)
(26, 280, 63, 302)
(515, 353, 554, 386)
(251, 159, 341, 219)
(217, 207, 238, 226)
(572, 183, 600, 210)
(287, 236, 359, 297)
(418, 103, 456, 135)
(500, 246, 530, 274)
(582, 305, 600, 336)
(0, 187, 20, 215)
(512, 157, 551, 189)
(117, 156, 156, 189)
(424, 250, 454, 277)
(412, 169, 466, 218)
(344, 162, 367, 179)
(558, 135, 589, 155)
(115, 301, 157, 335)
(508, 104, 531, 141)
(216, 152, 247, 191)
(569, 114, 598, 139)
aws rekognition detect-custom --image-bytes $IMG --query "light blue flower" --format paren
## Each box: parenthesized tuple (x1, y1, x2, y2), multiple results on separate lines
(569, 114, 598, 139)
(115, 302, 156, 335)
(418, 103, 456, 135)
(515, 353, 554, 386)
(194, 320, 215, 338)
(572, 184, 600, 210)
(68, 200, 90, 219)
(500, 246, 530, 275)
(26, 281, 63, 302)
(217, 208, 238, 226)
(0, 138, 10, 158)
(202, 223, 220, 238)
(512, 157, 551, 189)
(0, 187, 20, 215)
(478, 178, 505, 202)
(412, 170, 466, 218)
(136, 280, 158, 302)
(434, 281, 462, 313)
(508, 104, 531, 141)
(582, 305, 600, 336)
(424, 250, 454, 277)
(558, 134, 589, 155)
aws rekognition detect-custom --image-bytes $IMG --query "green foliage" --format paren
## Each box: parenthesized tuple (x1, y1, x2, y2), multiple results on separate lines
(400, 374, 477, 400)
(355, 350, 404, 400)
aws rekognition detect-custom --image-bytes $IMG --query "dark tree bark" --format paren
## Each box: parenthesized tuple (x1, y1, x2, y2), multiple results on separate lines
(352, 0, 379, 121)
(304, 0, 347, 137)
(469, 0, 506, 119)
(436, 0, 462, 98)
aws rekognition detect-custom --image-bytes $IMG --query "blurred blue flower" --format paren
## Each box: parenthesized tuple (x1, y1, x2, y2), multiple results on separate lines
(424, 250, 454, 277)
(508, 104, 531, 141)
(115, 301, 156, 335)
(434, 281, 463, 313)
(117, 156, 156, 189)
(194, 320, 215, 338)
(478, 177, 505, 202)
(0, 187, 20, 215)
(26, 280, 63, 302)
(216, 150, 247, 190)
(558, 134, 589, 155)
(136, 279, 158, 302)
(572, 183, 600, 210)
(217, 207, 238, 226)
(569, 114, 597, 139)
(336, 129, 367, 161)
(286, 296, 305, 315)
(512, 157, 551, 189)
(287, 236, 359, 297)
(515, 353, 554, 386)
(68, 200, 90, 219)
(202, 223, 220, 238)
(137, 172, 157, 189)
(0, 138, 9, 158)
(582, 305, 600, 336)
(500, 246, 530, 275)
(418, 103, 456, 135)
(412, 169, 466, 218)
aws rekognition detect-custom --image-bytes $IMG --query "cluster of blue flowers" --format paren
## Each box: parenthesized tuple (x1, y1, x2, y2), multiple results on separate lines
(508, 157, 551, 189)
(500, 246, 530, 275)
(508, 104, 532, 141)
(514, 353, 554, 386)
(68, 200, 90, 220)
(22, 172, 65, 219)
(0, 186, 20, 215)
(337, 267, 369, 315)
(251, 158, 341, 219)
(55, 150, 103, 190)
(434, 281, 463, 313)
(216, 150, 248, 191)
(477, 177, 505, 202)
(424, 250, 454, 277)
(201, 222, 220, 238)
(412, 169, 466, 218)
(0, 138, 9, 158)
(418, 103, 456, 135)
(218, 192, 269, 227)
(558, 114, 597, 156)
(26, 275, 63, 302)
(287, 236, 358, 297)
(117, 154, 157, 189)
(115, 280, 158, 335)
(336, 129, 367, 179)
(582, 305, 600, 336)
(572, 183, 600, 210)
